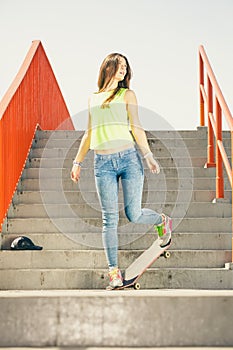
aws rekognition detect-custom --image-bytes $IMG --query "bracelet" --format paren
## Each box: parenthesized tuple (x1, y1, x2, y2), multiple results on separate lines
(143, 152, 153, 159)
(73, 160, 82, 167)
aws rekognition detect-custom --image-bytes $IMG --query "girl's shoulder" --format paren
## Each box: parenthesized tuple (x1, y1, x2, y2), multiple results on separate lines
(124, 89, 137, 102)
(125, 88, 135, 95)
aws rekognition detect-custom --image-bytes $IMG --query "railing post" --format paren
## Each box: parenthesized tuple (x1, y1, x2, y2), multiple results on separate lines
(215, 97, 224, 198)
(232, 131, 233, 263)
(0, 120, 3, 231)
(231, 131, 233, 263)
(200, 45, 233, 264)
(199, 53, 205, 126)
(205, 76, 215, 168)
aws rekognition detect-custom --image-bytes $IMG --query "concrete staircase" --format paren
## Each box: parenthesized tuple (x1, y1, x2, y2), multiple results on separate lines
(0, 127, 232, 290)
(1, 127, 233, 348)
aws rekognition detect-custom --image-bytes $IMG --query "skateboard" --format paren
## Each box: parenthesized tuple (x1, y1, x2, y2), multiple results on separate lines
(110, 238, 171, 290)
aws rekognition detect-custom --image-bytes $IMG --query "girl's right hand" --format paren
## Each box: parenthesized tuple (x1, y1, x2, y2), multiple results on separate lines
(71, 165, 81, 182)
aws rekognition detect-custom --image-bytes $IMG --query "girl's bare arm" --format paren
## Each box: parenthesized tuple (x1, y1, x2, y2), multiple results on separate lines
(126, 89, 160, 174)
(71, 101, 92, 182)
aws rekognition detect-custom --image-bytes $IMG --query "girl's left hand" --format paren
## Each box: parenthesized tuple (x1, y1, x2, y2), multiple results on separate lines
(145, 157, 160, 174)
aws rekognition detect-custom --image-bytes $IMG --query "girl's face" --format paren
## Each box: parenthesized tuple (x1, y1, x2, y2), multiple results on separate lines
(114, 57, 127, 82)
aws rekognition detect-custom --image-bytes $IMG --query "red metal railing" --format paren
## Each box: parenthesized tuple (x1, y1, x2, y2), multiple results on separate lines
(0, 40, 74, 230)
(199, 45, 233, 262)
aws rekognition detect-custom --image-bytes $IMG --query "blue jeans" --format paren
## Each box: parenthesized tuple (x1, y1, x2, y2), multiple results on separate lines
(94, 147, 162, 268)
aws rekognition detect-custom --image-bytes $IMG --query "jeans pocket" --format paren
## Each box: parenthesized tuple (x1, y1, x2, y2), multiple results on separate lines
(94, 156, 111, 176)
(126, 151, 144, 175)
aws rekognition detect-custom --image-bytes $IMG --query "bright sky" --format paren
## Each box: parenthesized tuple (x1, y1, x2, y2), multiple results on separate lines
(1, 0, 233, 130)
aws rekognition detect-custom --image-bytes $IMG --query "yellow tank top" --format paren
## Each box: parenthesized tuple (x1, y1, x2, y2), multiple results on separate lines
(89, 88, 135, 150)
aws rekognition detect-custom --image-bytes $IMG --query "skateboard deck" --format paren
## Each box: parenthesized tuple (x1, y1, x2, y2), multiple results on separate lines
(110, 237, 171, 290)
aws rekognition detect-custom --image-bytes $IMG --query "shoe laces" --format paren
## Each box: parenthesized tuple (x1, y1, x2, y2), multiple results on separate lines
(109, 268, 121, 281)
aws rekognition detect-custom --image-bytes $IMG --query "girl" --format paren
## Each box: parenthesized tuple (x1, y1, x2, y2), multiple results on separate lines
(71, 53, 172, 290)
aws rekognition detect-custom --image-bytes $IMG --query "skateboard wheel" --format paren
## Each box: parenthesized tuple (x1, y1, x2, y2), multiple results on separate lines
(134, 283, 140, 290)
(164, 251, 171, 259)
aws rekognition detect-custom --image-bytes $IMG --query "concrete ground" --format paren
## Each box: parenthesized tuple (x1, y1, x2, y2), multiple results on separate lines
(1, 290, 233, 348)
(1, 289, 233, 297)
(1, 347, 233, 349)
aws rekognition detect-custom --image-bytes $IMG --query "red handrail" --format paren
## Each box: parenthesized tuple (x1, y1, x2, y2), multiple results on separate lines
(199, 45, 233, 262)
(0, 40, 74, 231)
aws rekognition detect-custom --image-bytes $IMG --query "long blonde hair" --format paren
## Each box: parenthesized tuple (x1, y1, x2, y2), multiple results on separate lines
(97, 53, 132, 108)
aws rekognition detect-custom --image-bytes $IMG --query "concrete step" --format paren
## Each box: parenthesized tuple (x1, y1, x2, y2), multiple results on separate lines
(22, 166, 221, 179)
(0, 348, 227, 350)
(0, 289, 233, 347)
(0, 249, 231, 269)
(35, 127, 230, 139)
(0, 290, 233, 350)
(33, 144, 218, 158)
(2, 217, 231, 234)
(33, 134, 231, 150)
(7, 202, 232, 219)
(35, 131, 207, 142)
(34, 140, 213, 152)
(28, 147, 207, 167)
(36, 129, 85, 139)
(29, 148, 207, 167)
(27, 156, 208, 168)
(0, 267, 233, 290)
(12, 189, 232, 204)
(35, 127, 231, 139)
(35, 127, 209, 139)
(1, 232, 232, 251)
(18, 177, 232, 191)
(33, 134, 210, 149)
(34, 136, 208, 147)
(30, 145, 207, 159)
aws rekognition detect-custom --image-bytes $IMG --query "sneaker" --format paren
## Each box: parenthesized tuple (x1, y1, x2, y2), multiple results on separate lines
(155, 213, 172, 247)
(107, 267, 123, 289)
